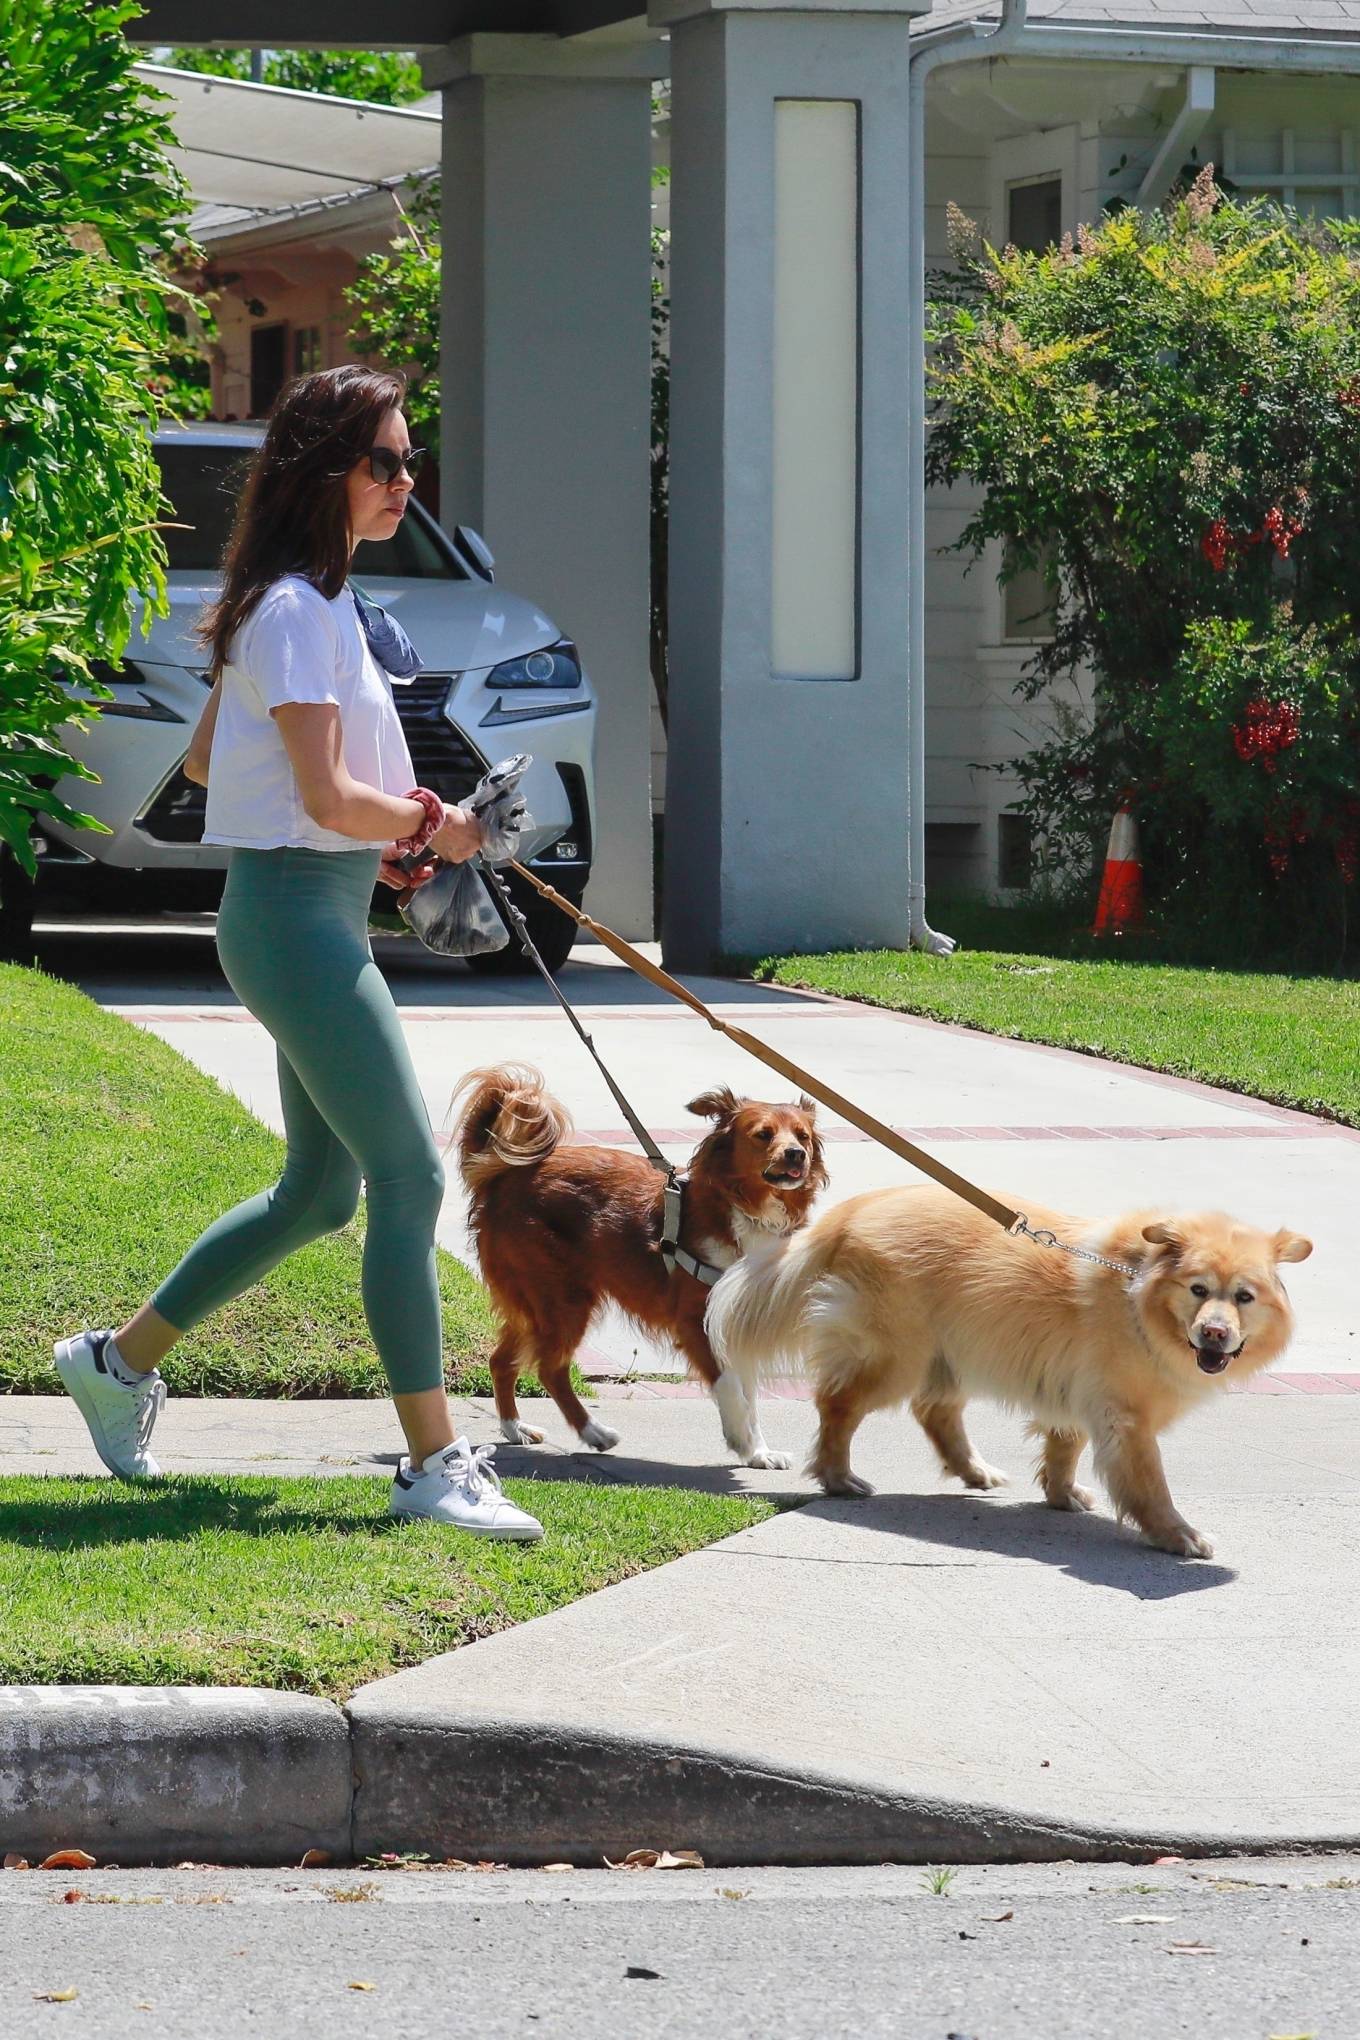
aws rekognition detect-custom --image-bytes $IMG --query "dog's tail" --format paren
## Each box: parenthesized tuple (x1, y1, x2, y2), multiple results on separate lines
(449, 1064, 573, 1190)
(705, 1227, 827, 1397)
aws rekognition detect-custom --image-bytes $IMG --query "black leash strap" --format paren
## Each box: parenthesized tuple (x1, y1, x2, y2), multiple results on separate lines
(478, 860, 675, 1183)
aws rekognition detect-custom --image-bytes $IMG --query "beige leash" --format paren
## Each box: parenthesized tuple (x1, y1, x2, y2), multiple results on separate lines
(509, 861, 1021, 1236)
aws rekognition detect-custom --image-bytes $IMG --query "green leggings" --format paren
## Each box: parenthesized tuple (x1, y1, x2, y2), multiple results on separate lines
(154, 847, 446, 1396)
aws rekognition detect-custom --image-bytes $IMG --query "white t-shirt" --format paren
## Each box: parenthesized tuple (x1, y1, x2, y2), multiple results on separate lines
(202, 574, 415, 852)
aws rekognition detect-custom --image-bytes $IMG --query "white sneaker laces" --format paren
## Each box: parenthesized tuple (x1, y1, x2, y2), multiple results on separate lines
(109, 1374, 164, 1455)
(444, 1439, 502, 1499)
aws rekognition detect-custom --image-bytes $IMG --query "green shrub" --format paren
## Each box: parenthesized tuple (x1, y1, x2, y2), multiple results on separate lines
(928, 172, 1360, 965)
(0, 0, 188, 878)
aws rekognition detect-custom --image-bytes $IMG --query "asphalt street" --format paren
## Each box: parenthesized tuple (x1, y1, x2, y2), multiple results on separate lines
(1, 1858, 1356, 2039)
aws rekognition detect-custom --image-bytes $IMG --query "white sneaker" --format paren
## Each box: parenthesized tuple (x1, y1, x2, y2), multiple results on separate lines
(53, 1330, 166, 1478)
(390, 1439, 543, 1541)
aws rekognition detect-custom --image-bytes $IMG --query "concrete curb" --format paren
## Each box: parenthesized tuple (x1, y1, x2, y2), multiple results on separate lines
(345, 1713, 1360, 1868)
(0, 1687, 350, 1865)
(7, 1686, 1360, 1869)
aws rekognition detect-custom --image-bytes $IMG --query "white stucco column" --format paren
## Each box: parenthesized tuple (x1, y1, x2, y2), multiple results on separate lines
(656, 0, 928, 969)
(425, 35, 661, 937)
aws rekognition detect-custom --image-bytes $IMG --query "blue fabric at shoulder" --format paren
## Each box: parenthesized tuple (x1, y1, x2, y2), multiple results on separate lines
(350, 583, 425, 679)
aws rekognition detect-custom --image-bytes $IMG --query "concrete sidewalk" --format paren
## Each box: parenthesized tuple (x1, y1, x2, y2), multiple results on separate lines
(7, 1388, 1360, 1863)
(91, 934, 1360, 1376)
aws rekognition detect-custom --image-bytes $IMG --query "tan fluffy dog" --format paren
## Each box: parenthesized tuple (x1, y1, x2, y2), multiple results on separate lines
(705, 1185, 1312, 1557)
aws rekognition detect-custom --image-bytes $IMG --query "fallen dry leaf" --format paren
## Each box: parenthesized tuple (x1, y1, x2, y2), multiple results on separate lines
(540, 1863, 574, 1874)
(1115, 1914, 1176, 1925)
(624, 1966, 662, 1981)
(4, 1855, 29, 1872)
(982, 1911, 1014, 1923)
(347, 1981, 376, 1993)
(299, 1849, 331, 1869)
(720, 1888, 751, 1901)
(33, 1989, 79, 2003)
(39, 1851, 95, 1872)
(1167, 1941, 1217, 1956)
(61, 1891, 84, 1905)
(605, 1847, 705, 1872)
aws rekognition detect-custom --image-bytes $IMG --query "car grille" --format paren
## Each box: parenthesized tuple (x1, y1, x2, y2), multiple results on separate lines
(391, 674, 487, 805)
(136, 678, 488, 844)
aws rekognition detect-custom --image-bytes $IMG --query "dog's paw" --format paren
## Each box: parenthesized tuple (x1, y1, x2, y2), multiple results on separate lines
(1147, 1521, 1215, 1559)
(744, 1446, 792, 1471)
(961, 1461, 1009, 1492)
(819, 1469, 875, 1498)
(500, 1418, 545, 1447)
(579, 1420, 620, 1453)
(1045, 1483, 1096, 1513)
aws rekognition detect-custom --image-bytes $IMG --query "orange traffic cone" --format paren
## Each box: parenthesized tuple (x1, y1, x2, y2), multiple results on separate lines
(1092, 802, 1145, 936)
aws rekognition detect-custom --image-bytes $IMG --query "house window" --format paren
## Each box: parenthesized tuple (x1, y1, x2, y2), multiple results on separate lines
(998, 812, 1034, 890)
(1007, 175, 1064, 254)
(1002, 539, 1057, 642)
(293, 325, 322, 377)
(1220, 127, 1360, 222)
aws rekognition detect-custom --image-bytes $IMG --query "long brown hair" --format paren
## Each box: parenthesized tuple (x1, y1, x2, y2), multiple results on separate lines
(196, 364, 406, 681)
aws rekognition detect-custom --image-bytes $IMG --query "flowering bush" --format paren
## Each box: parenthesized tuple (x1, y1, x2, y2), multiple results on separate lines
(927, 170, 1360, 961)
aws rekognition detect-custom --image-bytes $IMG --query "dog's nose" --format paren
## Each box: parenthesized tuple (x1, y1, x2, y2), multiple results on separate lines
(1199, 1319, 1232, 1345)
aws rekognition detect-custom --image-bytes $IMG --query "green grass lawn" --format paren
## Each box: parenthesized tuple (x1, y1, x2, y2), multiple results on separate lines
(0, 1473, 770, 1698)
(0, 965, 507, 1398)
(755, 907, 1360, 1127)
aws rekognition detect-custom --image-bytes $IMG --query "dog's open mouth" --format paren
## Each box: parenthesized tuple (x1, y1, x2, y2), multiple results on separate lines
(764, 1162, 807, 1188)
(1192, 1340, 1245, 1374)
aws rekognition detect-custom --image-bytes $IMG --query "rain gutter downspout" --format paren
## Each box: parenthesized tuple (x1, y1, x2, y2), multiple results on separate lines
(904, 6, 1360, 952)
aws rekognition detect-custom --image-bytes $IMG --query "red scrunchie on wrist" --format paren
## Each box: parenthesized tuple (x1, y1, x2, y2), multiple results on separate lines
(395, 786, 446, 857)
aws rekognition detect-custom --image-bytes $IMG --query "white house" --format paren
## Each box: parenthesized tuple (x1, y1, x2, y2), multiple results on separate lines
(134, 2, 1360, 958)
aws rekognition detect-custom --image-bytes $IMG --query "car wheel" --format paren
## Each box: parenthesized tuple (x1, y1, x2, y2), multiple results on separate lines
(0, 850, 36, 965)
(465, 897, 577, 976)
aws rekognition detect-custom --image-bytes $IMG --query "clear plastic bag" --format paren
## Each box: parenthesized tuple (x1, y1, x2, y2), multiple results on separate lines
(400, 754, 532, 958)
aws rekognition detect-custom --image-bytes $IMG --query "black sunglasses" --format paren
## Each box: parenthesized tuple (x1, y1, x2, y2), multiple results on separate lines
(367, 444, 426, 485)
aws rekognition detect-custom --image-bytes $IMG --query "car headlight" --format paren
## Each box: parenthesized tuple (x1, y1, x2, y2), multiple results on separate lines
(487, 641, 582, 690)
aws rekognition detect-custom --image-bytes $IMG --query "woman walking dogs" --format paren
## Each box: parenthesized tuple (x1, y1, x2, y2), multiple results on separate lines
(54, 366, 543, 1543)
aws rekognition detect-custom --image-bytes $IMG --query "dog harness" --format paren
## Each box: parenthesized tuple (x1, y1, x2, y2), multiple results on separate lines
(660, 1171, 727, 1290)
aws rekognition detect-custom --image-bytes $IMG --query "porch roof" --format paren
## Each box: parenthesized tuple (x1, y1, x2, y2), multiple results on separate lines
(134, 64, 441, 239)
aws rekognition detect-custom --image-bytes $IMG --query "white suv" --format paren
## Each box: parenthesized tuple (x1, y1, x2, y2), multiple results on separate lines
(8, 420, 596, 971)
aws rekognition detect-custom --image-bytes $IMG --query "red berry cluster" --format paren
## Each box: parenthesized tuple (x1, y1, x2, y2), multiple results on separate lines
(1201, 503, 1306, 571)
(1200, 520, 1233, 570)
(1233, 698, 1300, 773)
(1263, 804, 1311, 877)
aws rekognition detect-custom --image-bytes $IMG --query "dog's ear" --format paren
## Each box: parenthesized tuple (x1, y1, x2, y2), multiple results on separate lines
(1142, 1220, 1186, 1253)
(797, 1093, 818, 1121)
(687, 1086, 741, 1124)
(1272, 1229, 1313, 1265)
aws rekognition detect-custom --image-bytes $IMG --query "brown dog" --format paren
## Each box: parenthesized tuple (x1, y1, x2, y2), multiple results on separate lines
(707, 1184, 1312, 1556)
(451, 1064, 826, 1465)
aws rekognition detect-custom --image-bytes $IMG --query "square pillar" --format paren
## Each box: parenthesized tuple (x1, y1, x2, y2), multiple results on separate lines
(658, 0, 925, 969)
(428, 35, 662, 937)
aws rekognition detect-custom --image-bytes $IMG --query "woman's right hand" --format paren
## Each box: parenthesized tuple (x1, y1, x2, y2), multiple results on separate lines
(428, 804, 484, 866)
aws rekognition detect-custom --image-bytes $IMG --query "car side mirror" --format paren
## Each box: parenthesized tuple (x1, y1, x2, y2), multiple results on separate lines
(454, 525, 495, 583)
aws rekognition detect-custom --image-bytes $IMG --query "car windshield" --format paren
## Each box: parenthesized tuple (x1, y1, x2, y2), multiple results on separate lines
(154, 441, 463, 580)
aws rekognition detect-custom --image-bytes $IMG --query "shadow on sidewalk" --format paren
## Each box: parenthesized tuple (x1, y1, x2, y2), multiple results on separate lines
(434, 1445, 1240, 1596)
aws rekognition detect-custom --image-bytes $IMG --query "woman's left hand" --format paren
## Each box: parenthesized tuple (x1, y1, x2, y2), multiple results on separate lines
(378, 847, 439, 893)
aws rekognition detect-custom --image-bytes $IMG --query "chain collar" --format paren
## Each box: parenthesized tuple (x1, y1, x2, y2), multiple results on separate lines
(1009, 1215, 1140, 1280)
